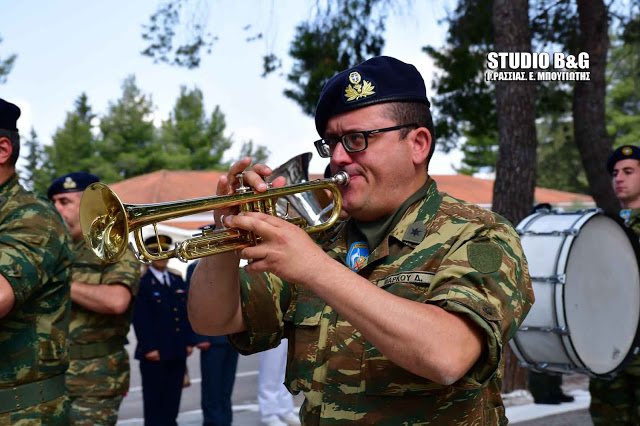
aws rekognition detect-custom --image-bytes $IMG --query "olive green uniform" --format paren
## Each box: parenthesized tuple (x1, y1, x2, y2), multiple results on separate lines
(66, 239, 139, 425)
(589, 208, 640, 425)
(0, 174, 73, 425)
(229, 178, 534, 425)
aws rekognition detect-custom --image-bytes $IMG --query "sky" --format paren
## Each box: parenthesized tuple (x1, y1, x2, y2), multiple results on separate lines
(1, 0, 462, 176)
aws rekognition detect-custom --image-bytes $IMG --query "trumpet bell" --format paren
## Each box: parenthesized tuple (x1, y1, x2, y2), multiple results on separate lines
(80, 183, 130, 262)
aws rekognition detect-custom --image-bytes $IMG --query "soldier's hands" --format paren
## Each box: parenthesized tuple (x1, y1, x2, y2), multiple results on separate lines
(224, 212, 330, 284)
(213, 157, 286, 230)
(145, 350, 160, 361)
(196, 341, 212, 351)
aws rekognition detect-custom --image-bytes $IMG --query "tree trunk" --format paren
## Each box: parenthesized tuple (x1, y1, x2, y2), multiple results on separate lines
(492, 0, 538, 393)
(574, 0, 618, 214)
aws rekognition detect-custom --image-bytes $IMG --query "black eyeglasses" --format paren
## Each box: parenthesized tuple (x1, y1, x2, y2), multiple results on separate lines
(314, 123, 418, 158)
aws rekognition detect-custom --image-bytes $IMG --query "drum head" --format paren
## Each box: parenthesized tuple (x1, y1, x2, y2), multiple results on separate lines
(564, 215, 640, 375)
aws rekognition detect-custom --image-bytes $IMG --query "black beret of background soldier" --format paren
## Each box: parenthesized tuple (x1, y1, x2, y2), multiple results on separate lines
(607, 145, 640, 175)
(0, 98, 73, 424)
(47, 171, 99, 200)
(132, 234, 201, 426)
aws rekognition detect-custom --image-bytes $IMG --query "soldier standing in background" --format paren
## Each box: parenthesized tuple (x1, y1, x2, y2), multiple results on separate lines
(48, 172, 140, 425)
(133, 235, 200, 426)
(589, 145, 640, 425)
(0, 98, 74, 424)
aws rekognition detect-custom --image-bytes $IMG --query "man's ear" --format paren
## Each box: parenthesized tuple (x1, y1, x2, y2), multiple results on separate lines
(411, 127, 431, 166)
(0, 137, 13, 166)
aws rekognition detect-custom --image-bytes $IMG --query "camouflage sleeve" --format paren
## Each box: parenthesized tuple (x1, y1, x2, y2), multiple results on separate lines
(100, 246, 140, 297)
(227, 269, 293, 355)
(0, 201, 72, 308)
(426, 221, 534, 387)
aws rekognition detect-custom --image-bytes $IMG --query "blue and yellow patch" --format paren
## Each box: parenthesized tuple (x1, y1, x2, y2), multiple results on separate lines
(347, 241, 369, 271)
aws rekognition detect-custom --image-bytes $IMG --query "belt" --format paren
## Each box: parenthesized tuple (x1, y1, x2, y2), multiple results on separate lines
(0, 374, 66, 414)
(69, 338, 124, 360)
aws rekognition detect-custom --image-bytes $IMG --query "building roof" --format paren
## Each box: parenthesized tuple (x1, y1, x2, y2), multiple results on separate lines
(109, 169, 594, 230)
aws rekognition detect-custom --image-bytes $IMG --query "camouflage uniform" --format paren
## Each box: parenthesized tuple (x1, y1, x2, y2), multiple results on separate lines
(0, 174, 73, 425)
(66, 239, 139, 425)
(589, 208, 640, 425)
(229, 178, 534, 425)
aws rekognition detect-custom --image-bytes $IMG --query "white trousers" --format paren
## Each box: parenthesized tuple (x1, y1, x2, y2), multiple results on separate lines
(258, 338, 294, 420)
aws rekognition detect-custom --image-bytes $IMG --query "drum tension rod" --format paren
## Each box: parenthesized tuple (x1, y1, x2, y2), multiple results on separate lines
(530, 274, 566, 284)
(518, 326, 569, 335)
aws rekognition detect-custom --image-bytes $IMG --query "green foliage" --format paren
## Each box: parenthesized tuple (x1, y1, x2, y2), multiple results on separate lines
(0, 35, 16, 84)
(48, 93, 97, 176)
(607, 39, 640, 149)
(159, 86, 234, 170)
(97, 75, 158, 182)
(282, 0, 388, 116)
(19, 128, 53, 196)
(141, 0, 216, 69)
(237, 140, 270, 165)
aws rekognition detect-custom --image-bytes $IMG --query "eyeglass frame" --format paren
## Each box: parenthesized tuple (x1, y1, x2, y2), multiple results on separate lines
(313, 123, 419, 158)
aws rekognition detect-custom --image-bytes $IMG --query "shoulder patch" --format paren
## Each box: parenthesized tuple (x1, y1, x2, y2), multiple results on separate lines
(467, 242, 502, 274)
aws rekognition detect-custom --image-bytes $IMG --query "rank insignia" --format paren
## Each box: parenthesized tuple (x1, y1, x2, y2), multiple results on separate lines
(403, 222, 426, 244)
(344, 71, 376, 102)
(347, 241, 369, 271)
(63, 177, 77, 189)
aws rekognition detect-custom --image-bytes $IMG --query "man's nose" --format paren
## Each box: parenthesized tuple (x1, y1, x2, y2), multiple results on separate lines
(331, 140, 352, 164)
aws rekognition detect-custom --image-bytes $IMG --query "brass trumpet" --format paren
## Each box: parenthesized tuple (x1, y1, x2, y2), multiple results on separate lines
(79, 172, 349, 263)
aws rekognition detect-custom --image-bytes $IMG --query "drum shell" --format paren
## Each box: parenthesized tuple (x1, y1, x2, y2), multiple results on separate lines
(510, 210, 640, 378)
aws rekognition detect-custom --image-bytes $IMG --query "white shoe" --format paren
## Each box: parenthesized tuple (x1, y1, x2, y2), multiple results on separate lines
(280, 413, 301, 425)
(261, 416, 287, 426)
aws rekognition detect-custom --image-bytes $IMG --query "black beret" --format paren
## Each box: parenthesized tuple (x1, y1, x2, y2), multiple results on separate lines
(607, 145, 640, 175)
(144, 235, 173, 253)
(0, 98, 21, 131)
(47, 172, 100, 199)
(314, 56, 431, 137)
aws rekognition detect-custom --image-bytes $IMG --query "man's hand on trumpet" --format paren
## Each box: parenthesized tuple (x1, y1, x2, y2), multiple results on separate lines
(213, 157, 286, 229)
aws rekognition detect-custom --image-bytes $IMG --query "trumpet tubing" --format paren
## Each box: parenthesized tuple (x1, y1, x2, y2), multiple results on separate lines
(79, 172, 349, 263)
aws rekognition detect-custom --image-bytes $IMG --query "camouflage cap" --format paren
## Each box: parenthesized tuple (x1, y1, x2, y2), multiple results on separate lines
(314, 56, 431, 137)
(0, 98, 21, 131)
(47, 172, 100, 199)
(607, 145, 640, 175)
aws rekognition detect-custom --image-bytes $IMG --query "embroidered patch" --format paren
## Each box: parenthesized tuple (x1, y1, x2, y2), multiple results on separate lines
(467, 242, 503, 274)
(383, 272, 434, 287)
(403, 222, 426, 244)
(620, 209, 632, 224)
(347, 241, 369, 271)
(344, 71, 376, 102)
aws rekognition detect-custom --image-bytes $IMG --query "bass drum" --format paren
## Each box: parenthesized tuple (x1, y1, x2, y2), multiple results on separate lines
(510, 209, 640, 378)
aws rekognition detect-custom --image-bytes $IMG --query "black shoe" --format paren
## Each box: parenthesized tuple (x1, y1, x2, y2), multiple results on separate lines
(533, 396, 562, 405)
(553, 393, 575, 403)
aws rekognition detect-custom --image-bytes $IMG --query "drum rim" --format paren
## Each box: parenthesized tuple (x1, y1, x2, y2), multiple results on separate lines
(512, 210, 640, 378)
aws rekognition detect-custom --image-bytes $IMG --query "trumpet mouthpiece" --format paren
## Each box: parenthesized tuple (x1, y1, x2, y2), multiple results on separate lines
(332, 171, 350, 186)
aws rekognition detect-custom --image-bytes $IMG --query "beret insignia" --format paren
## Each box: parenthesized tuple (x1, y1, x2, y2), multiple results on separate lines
(63, 177, 77, 190)
(344, 71, 375, 102)
(623, 146, 633, 156)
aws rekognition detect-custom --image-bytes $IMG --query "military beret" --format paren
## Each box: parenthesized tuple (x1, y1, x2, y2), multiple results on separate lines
(314, 56, 431, 137)
(144, 234, 172, 253)
(47, 172, 100, 199)
(606, 145, 640, 175)
(0, 98, 21, 131)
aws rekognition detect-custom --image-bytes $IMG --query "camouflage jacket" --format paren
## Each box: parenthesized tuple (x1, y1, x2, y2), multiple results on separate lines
(229, 178, 534, 425)
(0, 174, 73, 388)
(66, 239, 139, 397)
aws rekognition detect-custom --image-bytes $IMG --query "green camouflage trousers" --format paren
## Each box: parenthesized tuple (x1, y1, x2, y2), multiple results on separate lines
(0, 395, 69, 426)
(589, 360, 640, 425)
(69, 394, 124, 426)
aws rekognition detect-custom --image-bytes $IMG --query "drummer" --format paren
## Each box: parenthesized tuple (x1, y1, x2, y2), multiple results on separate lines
(589, 144, 640, 425)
